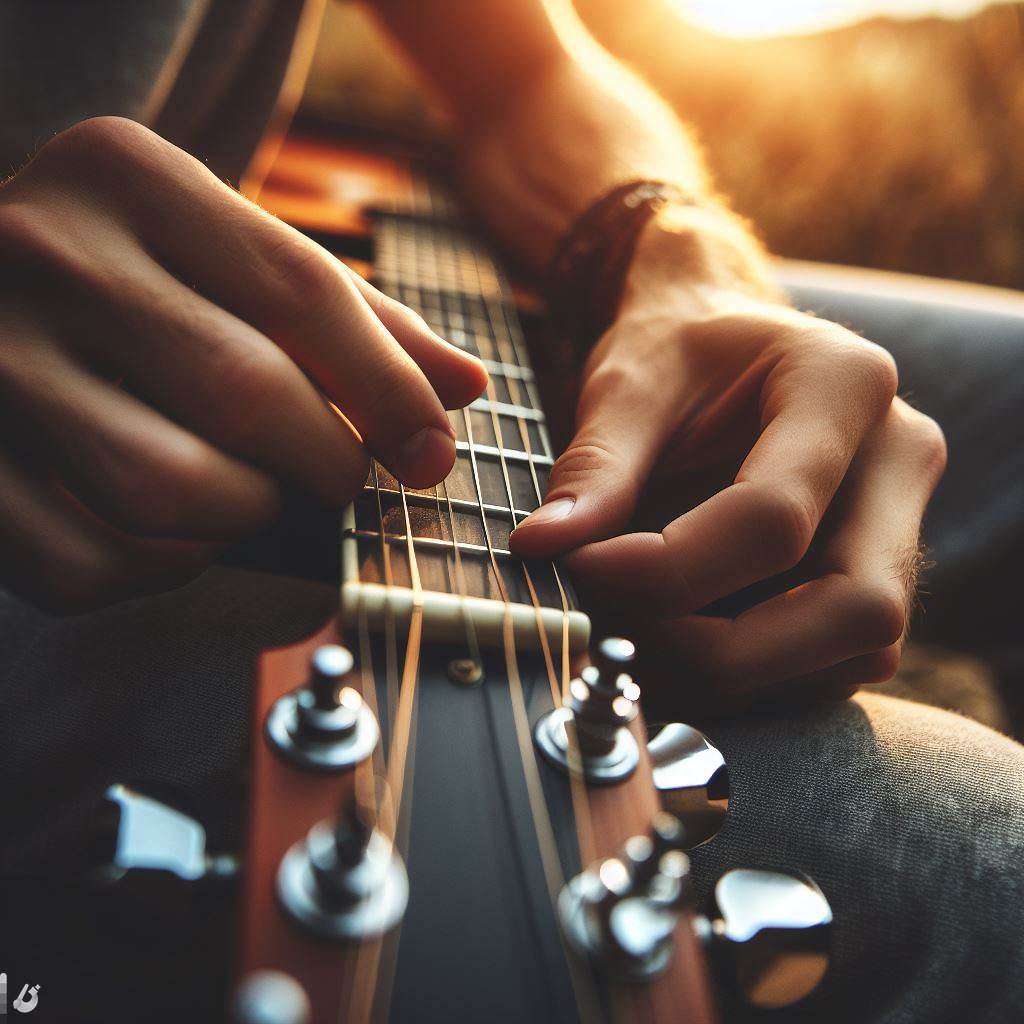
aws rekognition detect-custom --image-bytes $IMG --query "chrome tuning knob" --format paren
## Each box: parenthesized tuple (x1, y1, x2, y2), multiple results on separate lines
(276, 795, 408, 942)
(534, 637, 641, 784)
(696, 869, 832, 1009)
(265, 644, 379, 772)
(232, 970, 311, 1024)
(98, 783, 238, 884)
(648, 723, 729, 846)
(558, 812, 693, 980)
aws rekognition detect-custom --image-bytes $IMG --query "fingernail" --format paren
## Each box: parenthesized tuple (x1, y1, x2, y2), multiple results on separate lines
(516, 497, 575, 529)
(392, 426, 456, 487)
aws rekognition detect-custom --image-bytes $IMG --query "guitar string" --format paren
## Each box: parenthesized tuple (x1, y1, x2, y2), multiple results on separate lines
(480, 292, 599, 880)
(344, 225, 420, 1024)
(357, 202, 599, 1022)
(479, 293, 568, 705)
(462, 396, 597, 1019)
(473, 272, 603, 1022)
(366, 478, 426, 1024)
(446, 237, 601, 1017)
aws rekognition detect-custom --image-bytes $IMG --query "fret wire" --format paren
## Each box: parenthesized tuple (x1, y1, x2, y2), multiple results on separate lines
(470, 398, 543, 421)
(367, 485, 531, 522)
(480, 360, 534, 381)
(455, 441, 552, 467)
(347, 529, 514, 559)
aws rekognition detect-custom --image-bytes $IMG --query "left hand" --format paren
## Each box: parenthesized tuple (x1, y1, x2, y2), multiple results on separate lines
(510, 216, 947, 711)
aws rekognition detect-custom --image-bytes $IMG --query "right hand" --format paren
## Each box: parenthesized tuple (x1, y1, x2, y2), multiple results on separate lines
(0, 117, 488, 611)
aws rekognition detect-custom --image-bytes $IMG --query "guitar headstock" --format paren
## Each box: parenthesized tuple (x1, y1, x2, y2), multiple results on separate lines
(221, 621, 831, 1023)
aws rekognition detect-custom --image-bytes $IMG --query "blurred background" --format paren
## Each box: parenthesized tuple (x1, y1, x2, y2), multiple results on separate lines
(300, 0, 1024, 290)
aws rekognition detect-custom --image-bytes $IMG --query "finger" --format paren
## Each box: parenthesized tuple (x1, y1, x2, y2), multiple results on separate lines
(642, 576, 905, 692)
(0, 448, 214, 612)
(564, 331, 898, 612)
(3, 332, 281, 540)
(343, 268, 489, 408)
(510, 332, 683, 556)
(627, 400, 945, 689)
(39, 118, 465, 485)
(68, 250, 372, 508)
(783, 647, 902, 692)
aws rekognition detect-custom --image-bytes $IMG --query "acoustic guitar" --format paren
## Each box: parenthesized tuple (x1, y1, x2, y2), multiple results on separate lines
(103, 121, 832, 1024)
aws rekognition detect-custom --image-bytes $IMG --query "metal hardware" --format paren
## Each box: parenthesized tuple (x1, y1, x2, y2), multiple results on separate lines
(695, 868, 832, 1009)
(265, 645, 379, 772)
(101, 784, 238, 883)
(534, 637, 641, 783)
(648, 723, 730, 847)
(448, 657, 483, 686)
(558, 813, 693, 981)
(276, 801, 408, 942)
(232, 970, 311, 1024)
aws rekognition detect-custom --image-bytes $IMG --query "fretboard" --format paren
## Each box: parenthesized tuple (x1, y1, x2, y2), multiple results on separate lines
(340, 182, 589, 654)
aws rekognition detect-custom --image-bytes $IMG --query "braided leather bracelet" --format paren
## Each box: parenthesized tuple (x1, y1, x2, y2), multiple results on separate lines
(546, 180, 694, 347)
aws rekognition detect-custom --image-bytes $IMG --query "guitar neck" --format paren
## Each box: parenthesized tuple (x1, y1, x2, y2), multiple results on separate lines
(342, 194, 590, 655)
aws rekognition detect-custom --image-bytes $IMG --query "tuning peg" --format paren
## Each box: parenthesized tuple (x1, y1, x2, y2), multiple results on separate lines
(265, 644, 379, 772)
(98, 783, 238, 884)
(648, 723, 729, 847)
(232, 970, 311, 1024)
(276, 791, 408, 942)
(534, 637, 641, 784)
(558, 813, 695, 981)
(695, 869, 832, 1009)
(582, 638, 641, 707)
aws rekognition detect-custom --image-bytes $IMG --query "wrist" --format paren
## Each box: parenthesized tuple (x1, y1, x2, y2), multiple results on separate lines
(619, 202, 785, 319)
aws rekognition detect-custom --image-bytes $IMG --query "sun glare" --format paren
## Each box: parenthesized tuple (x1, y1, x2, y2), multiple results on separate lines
(667, 0, 995, 38)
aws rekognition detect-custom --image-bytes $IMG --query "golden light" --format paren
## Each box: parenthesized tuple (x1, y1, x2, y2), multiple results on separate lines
(667, 0, 995, 38)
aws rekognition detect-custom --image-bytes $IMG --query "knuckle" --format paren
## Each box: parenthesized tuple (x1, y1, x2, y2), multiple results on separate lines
(897, 405, 948, 480)
(748, 483, 816, 571)
(103, 442, 216, 537)
(850, 584, 907, 650)
(842, 341, 899, 407)
(204, 345, 289, 449)
(552, 441, 622, 486)
(34, 116, 152, 171)
(356, 357, 428, 431)
(865, 644, 903, 684)
(257, 232, 338, 307)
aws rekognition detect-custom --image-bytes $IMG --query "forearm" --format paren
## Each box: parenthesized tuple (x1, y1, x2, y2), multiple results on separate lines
(455, 44, 706, 269)
(372, 0, 772, 289)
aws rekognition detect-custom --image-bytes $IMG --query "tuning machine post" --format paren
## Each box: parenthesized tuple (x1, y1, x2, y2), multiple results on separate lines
(265, 644, 379, 772)
(276, 793, 408, 942)
(534, 637, 642, 784)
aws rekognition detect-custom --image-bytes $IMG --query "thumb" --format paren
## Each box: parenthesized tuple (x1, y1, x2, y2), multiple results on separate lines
(510, 364, 674, 557)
